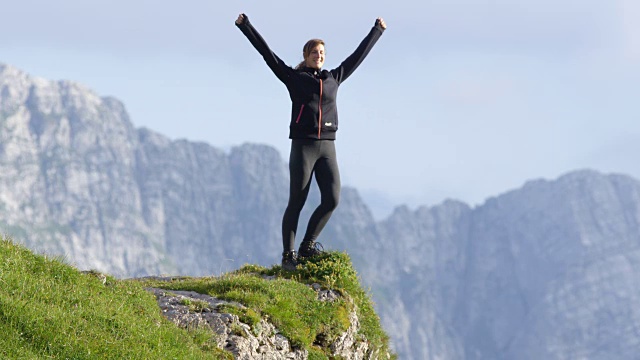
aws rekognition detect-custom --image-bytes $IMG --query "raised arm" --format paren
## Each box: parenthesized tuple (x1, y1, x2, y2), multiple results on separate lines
(331, 18, 386, 84)
(235, 13, 291, 84)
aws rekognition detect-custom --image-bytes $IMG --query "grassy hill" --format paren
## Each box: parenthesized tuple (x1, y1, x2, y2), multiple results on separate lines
(0, 236, 393, 359)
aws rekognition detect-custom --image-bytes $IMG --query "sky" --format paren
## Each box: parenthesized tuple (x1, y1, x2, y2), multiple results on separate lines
(1, 0, 639, 218)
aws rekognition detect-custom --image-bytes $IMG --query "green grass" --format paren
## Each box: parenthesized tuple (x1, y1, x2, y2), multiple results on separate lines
(0, 235, 394, 358)
(0, 236, 227, 359)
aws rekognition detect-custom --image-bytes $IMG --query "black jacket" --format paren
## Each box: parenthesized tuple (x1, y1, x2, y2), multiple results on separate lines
(236, 16, 385, 140)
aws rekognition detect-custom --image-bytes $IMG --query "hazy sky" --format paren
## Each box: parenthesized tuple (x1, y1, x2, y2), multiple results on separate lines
(1, 0, 639, 218)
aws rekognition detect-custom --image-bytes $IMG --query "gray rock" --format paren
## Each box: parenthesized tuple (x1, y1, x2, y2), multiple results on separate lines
(146, 286, 382, 359)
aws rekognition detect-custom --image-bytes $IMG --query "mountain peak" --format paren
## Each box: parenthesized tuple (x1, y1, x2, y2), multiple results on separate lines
(0, 63, 110, 118)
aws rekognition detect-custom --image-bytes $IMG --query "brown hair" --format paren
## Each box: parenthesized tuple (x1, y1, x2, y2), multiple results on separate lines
(295, 39, 325, 70)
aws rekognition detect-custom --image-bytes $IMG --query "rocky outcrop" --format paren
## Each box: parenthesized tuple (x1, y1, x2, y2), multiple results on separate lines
(146, 281, 380, 359)
(147, 287, 307, 359)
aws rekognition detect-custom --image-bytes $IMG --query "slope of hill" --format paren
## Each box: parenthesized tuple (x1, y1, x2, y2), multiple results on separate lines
(0, 237, 392, 359)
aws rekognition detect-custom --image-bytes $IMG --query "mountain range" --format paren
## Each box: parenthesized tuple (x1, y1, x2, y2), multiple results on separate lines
(2, 63, 640, 359)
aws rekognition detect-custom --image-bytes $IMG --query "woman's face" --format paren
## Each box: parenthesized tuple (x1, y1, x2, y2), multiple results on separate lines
(305, 44, 325, 70)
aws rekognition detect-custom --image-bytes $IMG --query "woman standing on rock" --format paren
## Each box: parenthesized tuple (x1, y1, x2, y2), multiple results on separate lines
(235, 13, 386, 271)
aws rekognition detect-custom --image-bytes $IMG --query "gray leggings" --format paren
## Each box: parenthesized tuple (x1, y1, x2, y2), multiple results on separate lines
(282, 139, 341, 252)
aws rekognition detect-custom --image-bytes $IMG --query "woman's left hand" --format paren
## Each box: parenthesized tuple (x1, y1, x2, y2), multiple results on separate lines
(377, 17, 387, 30)
(236, 13, 246, 25)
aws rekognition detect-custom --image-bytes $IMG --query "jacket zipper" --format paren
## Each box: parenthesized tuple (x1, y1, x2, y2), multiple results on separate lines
(317, 79, 323, 138)
(295, 104, 305, 123)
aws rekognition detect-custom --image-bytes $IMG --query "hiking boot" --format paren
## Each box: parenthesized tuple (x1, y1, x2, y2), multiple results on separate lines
(298, 241, 325, 260)
(281, 250, 298, 271)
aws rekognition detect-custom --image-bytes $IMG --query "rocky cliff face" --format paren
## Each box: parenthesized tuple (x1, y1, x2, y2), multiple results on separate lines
(3, 63, 640, 359)
(0, 63, 289, 277)
(372, 171, 640, 359)
(1, 63, 161, 276)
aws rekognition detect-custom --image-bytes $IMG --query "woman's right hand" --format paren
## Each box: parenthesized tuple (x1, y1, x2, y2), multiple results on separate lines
(235, 13, 246, 25)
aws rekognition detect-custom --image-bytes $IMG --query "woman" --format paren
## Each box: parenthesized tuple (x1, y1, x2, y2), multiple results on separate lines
(235, 13, 386, 270)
